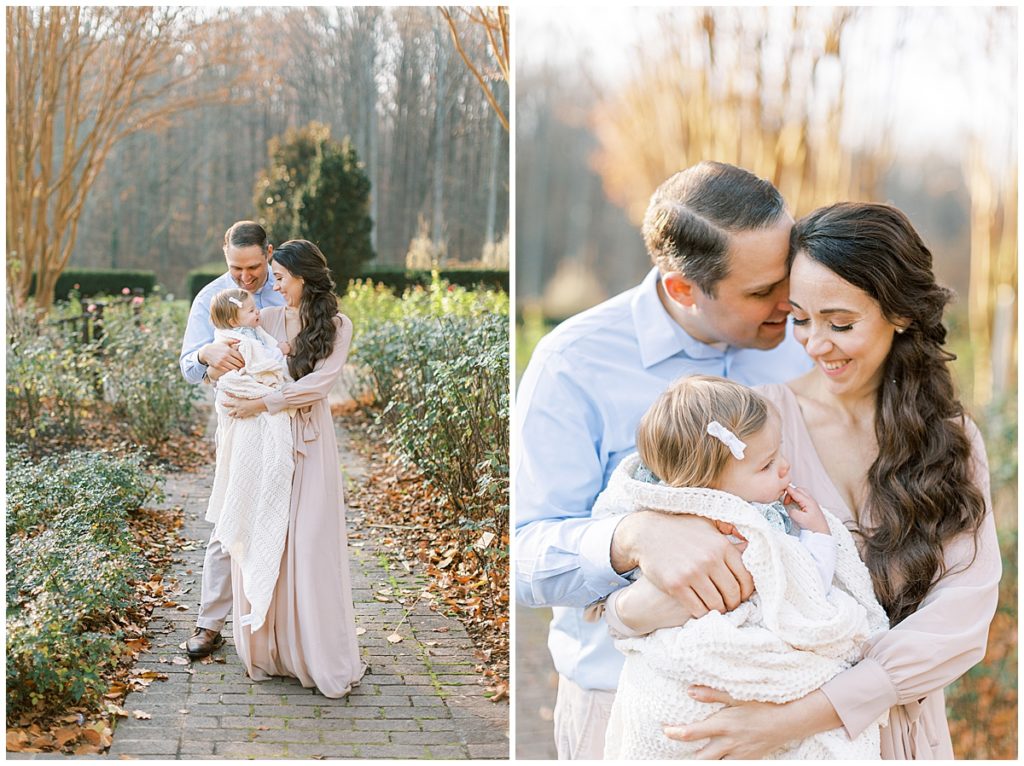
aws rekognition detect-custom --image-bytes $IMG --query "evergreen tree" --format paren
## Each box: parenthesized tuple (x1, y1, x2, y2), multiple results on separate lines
(255, 121, 375, 291)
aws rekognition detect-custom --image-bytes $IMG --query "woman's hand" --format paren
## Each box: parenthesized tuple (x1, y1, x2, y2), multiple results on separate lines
(615, 576, 693, 634)
(663, 686, 842, 759)
(221, 393, 267, 419)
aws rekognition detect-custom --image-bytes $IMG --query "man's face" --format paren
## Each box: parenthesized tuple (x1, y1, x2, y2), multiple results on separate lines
(225, 243, 270, 292)
(687, 216, 794, 350)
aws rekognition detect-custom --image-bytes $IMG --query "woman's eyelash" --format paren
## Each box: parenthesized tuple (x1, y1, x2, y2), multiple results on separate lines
(790, 317, 855, 332)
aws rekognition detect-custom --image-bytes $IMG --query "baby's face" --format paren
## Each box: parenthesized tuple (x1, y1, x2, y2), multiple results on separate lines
(233, 299, 260, 328)
(713, 414, 791, 504)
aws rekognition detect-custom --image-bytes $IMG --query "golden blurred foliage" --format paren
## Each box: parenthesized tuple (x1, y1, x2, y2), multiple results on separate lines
(965, 138, 1017, 407)
(590, 8, 889, 223)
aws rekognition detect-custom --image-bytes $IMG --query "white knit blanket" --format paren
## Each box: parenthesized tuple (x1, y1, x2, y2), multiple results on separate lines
(597, 454, 889, 760)
(206, 328, 294, 632)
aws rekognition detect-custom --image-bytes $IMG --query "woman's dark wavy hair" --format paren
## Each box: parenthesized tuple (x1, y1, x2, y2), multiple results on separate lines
(271, 240, 338, 380)
(789, 202, 986, 626)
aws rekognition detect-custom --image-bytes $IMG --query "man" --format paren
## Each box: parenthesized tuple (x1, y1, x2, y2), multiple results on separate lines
(514, 162, 813, 758)
(178, 220, 285, 658)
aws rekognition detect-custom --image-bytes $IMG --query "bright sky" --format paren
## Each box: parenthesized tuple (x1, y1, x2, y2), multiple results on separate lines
(516, 6, 1016, 171)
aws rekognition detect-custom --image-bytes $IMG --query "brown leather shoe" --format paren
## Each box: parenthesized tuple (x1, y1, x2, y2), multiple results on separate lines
(185, 627, 224, 658)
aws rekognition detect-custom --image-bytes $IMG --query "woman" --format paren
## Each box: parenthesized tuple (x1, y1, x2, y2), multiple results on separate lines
(614, 202, 1000, 758)
(220, 239, 366, 698)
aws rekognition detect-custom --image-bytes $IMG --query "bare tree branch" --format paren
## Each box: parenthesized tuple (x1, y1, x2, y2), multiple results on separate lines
(6, 7, 247, 315)
(438, 6, 509, 132)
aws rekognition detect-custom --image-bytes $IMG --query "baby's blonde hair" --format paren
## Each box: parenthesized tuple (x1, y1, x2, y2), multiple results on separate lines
(636, 374, 770, 488)
(209, 288, 252, 329)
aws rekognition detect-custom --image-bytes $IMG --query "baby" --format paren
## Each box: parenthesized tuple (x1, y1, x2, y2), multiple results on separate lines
(209, 288, 291, 381)
(594, 375, 887, 759)
(607, 373, 835, 635)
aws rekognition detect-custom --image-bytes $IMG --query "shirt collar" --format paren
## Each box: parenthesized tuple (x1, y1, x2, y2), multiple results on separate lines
(630, 267, 727, 367)
(254, 269, 277, 296)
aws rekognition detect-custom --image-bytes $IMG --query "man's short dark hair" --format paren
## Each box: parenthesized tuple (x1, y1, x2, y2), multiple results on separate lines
(641, 162, 786, 297)
(223, 220, 268, 252)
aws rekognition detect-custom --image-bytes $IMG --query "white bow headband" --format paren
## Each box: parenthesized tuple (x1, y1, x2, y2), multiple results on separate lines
(707, 420, 747, 460)
(228, 296, 244, 308)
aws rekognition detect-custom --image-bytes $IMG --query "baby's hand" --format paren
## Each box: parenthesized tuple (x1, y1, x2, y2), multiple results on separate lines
(783, 484, 830, 535)
(278, 340, 291, 356)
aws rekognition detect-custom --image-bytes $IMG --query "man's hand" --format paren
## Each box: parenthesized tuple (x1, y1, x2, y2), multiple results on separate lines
(199, 340, 243, 373)
(611, 511, 753, 618)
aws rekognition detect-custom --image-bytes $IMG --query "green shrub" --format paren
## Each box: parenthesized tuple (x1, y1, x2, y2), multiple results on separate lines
(6, 448, 159, 721)
(101, 301, 200, 447)
(6, 320, 103, 443)
(6, 448, 160, 540)
(6, 297, 199, 450)
(354, 314, 509, 537)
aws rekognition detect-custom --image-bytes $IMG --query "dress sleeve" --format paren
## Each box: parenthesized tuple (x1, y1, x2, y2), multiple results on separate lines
(261, 315, 351, 414)
(820, 419, 1001, 738)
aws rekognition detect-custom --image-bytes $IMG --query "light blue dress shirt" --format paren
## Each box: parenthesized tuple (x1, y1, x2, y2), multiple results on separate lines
(179, 270, 285, 385)
(514, 267, 813, 690)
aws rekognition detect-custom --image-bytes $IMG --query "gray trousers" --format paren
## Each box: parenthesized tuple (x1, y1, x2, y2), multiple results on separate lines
(553, 675, 615, 760)
(196, 534, 233, 631)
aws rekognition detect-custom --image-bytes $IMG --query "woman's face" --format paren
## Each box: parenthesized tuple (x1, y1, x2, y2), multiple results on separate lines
(271, 261, 304, 307)
(788, 251, 903, 398)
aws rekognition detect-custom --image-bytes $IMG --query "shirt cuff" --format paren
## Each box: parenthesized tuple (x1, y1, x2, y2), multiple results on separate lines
(262, 390, 288, 415)
(820, 656, 898, 739)
(579, 515, 636, 595)
(603, 586, 647, 638)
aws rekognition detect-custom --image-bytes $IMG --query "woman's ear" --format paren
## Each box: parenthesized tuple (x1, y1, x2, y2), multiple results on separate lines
(662, 271, 698, 308)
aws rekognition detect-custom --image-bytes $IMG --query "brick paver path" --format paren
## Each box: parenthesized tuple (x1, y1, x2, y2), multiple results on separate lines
(107, 420, 508, 759)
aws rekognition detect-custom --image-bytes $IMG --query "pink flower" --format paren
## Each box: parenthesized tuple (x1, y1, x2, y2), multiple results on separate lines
(132, 296, 144, 306)
(87, 303, 97, 313)
(121, 287, 131, 295)
(73, 283, 80, 289)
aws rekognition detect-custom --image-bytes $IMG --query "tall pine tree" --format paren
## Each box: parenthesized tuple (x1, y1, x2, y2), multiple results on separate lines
(255, 122, 374, 291)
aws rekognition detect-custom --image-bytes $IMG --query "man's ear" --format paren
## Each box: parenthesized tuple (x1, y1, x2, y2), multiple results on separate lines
(266, 244, 274, 261)
(662, 271, 698, 308)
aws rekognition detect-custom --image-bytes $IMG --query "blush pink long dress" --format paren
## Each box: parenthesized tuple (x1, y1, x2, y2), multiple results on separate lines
(230, 308, 366, 697)
(758, 383, 1001, 759)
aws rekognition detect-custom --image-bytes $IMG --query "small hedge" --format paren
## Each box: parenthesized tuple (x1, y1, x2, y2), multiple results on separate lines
(360, 266, 508, 294)
(188, 262, 509, 302)
(29, 269, 157, 301)
(6, 448, 162, 721)
(186, 263, 225, 302)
